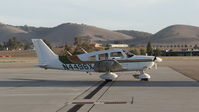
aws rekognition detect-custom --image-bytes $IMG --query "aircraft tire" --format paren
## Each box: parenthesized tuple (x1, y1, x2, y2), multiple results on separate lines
(105, 79, 112, 82)
(140, 78, 149, 81)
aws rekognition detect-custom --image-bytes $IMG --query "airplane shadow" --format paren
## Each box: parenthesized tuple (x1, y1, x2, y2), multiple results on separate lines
(0, 78, 198, 87)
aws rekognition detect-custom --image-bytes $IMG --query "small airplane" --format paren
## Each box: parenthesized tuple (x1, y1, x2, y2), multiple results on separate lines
(32, 39, 162, 81)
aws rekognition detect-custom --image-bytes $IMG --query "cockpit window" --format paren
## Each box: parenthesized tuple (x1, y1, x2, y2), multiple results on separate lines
(123, 50, 134, 58)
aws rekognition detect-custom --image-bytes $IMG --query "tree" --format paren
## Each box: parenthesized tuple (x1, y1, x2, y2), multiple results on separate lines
(104, 44, 110, 50)
(23, 42, 32, 50)
(73, 37, 102, 55)
(74, 37, 82, 46)
(62, 43, 73, 56)
(153, 48, 161, 56)
(73, 46, 84, 55)
(194, 44, 198, 49)
(146, 42, 153, 55)
(0, 37, 33, 51)
(60, 37, 103, 56)
(0, 43, 4, 50)
(140, 48, 146, 55)
(113, 40, 123, 44)
(73, 37, 87, 55)
(64, 43, 73, 52)
(130, 48, 140, 55)
(6, 37, 23, 50)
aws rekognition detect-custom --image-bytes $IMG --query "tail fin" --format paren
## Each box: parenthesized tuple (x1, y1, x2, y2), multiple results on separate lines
(32, 39, 57, 65)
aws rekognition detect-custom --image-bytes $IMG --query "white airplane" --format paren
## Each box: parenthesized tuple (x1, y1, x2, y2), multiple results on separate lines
(32, 39, 162, 81)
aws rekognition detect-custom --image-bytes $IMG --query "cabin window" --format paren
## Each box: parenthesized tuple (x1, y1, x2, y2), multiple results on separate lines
(110, 52, 123, 58)
(99, 53, 108, 60)
(88, 55, 96, 61)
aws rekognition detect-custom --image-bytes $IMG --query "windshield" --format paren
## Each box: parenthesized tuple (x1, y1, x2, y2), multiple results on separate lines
(123, 50, 135, 58)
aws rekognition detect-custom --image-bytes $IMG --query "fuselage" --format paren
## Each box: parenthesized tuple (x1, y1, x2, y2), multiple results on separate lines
(45, 49, 155, 72)
(60, 58, 155, 72)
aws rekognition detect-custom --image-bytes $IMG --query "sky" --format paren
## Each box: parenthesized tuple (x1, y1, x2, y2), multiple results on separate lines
(0, 0, 199, 33)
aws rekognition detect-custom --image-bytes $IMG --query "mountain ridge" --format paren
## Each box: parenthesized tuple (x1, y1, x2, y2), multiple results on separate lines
(0, 23, 134, 45)
(0, 22, 199, 46)
(150, 24, 199, 44)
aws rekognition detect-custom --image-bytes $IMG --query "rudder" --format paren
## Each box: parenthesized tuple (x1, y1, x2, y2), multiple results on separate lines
(32, 39, 57, 65)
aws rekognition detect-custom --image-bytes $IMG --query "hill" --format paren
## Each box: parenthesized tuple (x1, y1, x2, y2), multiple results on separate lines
(115, 30, 152, 45)
(1, 22, 199, 46)
(0, 23, 27, 42)
(0, 23, 133, 45)
(150, 25, 199, 45)
(115, 30, 152, 38)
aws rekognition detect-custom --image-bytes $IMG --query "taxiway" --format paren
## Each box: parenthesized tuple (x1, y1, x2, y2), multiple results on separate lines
(0, 67, 198, 112)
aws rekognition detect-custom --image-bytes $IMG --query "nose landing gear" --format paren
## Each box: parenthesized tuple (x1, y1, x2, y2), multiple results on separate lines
(133, 71, 150, 81)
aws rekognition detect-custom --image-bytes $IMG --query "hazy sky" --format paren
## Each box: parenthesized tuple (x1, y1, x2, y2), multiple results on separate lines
(0, 0, 199, 33)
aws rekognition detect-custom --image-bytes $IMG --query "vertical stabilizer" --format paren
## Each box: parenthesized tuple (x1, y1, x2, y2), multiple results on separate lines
(32, 39, 57, 65)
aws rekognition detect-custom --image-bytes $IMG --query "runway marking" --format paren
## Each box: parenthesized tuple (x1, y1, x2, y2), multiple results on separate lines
(104, 101, 127, 104)
(67, 104, 84, 112)
(0, 93, 75, 96)
(56, 81, 101, 112)
(57, 76, 120, 112)
(67, 81, 110, 112)
(87, 80, 116, 112)
(56, 81, 112, 112)
(84, 81, 108, 99)
(68, 101, 129, 104)
(72, 81, 101, 100)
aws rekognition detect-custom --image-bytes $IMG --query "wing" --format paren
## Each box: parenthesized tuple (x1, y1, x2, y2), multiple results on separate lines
(93, 59, 126, 72)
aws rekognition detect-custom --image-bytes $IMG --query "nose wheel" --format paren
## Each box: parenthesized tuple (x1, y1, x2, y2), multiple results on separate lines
(133, 71, 150, 81)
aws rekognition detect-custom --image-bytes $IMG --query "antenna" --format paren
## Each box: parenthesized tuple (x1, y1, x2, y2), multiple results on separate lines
(80, 47, 88, 53)
(66, 51, 72, 56)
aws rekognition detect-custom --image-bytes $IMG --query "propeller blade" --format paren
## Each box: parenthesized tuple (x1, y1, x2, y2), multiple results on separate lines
(153, 56, 162, 62)
(153, 56, 157, 61)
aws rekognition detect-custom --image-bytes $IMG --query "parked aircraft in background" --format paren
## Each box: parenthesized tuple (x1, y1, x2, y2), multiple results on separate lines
(32, 39, 162, 81)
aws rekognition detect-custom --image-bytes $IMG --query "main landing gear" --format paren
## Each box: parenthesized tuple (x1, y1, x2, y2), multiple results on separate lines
(99, 72, 118, 82)
(140, 78, 149, 81)
(99, 71, 151, 82)
(133, 71, 151, 81)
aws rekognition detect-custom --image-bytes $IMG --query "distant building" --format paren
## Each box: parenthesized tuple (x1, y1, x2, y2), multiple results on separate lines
(108, 44, 128, 48)
(164, 50, 199, 56)
(94, 43, 103, 48)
